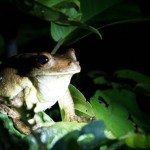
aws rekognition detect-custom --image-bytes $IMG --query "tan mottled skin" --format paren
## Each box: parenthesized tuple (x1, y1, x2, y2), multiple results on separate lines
(0, 49, 82, 134)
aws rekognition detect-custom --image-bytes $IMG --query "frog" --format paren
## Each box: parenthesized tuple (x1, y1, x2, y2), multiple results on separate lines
(0, 48, 86, 134)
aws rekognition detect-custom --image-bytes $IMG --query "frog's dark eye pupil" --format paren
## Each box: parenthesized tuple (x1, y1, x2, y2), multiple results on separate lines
(37, 55, 49, 64)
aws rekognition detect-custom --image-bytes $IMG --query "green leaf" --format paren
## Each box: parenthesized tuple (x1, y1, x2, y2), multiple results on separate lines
(125, 134, 150, 149)
(0, 113, 86, 149)
(51, 20, 102, 43)
(91, 89, 150, 137)
(51, 120, 108, 150)
(35, 121, 86, 149)
(10, 0, 81, 23)
(0, 113, 24, 137)
(51, 0, 150, 45)
(114, 69, 150, 84)
(135, 83, 150, 96)
(51, 24, 75, 42)
(69, 84, 95, 117)
(103, 89, 150, 132)
(100, 140, 125, 150)
(51, 0, 123, 43)
(80, 0, 123, 22)
(0, 113, 39, 150)
(90, 90, 135, 137)
(35, 0, 80, 9)
(78, 120, 107, 149)
(93, 76, 108, 85)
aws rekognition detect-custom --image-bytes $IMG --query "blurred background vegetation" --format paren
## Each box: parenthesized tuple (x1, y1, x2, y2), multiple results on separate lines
(0, 0, 150, 150)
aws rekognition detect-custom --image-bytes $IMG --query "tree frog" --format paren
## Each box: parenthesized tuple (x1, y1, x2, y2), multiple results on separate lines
(0, 48, 84, 134)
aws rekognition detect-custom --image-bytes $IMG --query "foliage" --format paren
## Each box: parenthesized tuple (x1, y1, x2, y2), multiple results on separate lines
(89, 69, 150, 148)
(0, 0, 150, 150)
(1, 69, 150, 149)
(1, 0, 150, 52)
(10, 0, 150, 46)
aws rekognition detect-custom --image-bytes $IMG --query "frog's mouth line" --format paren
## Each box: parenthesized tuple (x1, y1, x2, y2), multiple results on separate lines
(28, 69, 81, 76)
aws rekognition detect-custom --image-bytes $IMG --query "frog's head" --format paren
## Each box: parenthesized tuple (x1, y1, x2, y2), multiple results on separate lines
(28, 48, 81, 76)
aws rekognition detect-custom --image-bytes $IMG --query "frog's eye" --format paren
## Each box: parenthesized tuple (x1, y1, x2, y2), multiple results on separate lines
(37, 55, 49, 65)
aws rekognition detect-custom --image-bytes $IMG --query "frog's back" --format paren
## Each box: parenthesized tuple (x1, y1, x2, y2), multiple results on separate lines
(0, 53, 38, 76)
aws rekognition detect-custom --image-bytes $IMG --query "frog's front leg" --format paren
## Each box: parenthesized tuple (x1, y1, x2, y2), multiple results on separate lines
(58, 89, 88, 122)
(58, 89, 96, 122)
(58, 89, 76, 121)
